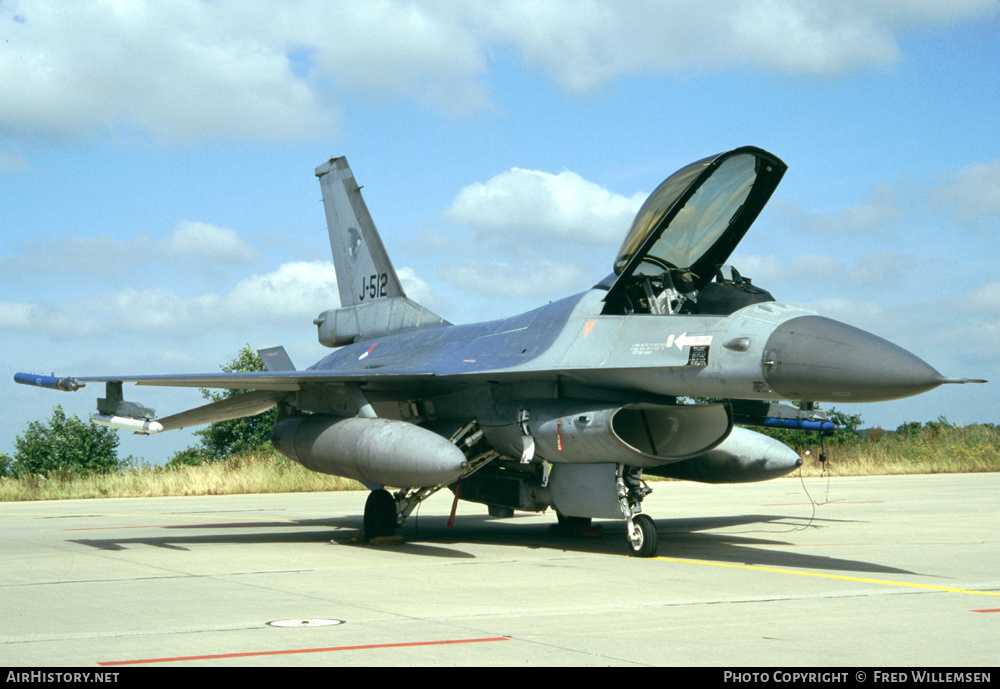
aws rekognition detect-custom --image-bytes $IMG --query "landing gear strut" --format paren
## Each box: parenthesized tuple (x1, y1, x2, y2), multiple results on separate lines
(617, 465, 657, 557)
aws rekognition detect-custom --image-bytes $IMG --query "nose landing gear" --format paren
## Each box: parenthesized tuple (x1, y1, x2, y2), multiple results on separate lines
(617, 465, 658, 557)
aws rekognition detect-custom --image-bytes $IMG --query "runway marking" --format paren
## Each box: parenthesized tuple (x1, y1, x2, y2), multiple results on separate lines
(98, 636, 509, 666)
(655, 556, 1000, 597)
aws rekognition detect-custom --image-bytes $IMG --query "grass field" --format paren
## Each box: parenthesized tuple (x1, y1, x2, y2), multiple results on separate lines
(0, 451, 362, 502)
(2, 423, 997, 502)
(794, 422, 1000, 477)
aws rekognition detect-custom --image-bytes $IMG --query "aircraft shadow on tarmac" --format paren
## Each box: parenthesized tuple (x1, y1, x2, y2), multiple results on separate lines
(66, 510, 917, 576)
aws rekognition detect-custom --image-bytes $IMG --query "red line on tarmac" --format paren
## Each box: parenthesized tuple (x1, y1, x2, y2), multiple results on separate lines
(98, 636, 509, 666)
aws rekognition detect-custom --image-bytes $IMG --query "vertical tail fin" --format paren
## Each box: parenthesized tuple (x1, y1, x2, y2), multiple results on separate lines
(316, 156, 405, 308)
(313, 157, 449, 347)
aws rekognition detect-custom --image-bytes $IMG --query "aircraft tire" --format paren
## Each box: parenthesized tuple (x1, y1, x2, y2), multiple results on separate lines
(627, 514, 658, 558)
(364, 489, 397, 538)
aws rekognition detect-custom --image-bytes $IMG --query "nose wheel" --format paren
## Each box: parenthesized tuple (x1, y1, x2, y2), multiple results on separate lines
(617, 465, 657, 557)
(627, 513, 658, 558)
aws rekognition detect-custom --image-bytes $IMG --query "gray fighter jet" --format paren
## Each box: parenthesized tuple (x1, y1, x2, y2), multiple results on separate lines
(16, 146, 984, 556)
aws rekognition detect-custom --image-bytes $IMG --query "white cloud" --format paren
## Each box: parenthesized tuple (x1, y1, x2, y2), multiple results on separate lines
(444, 167, 645, 244)
(805, 297, 891, 332)
(162, 221, 259, 264)
(396, 266, 437, 308)
(2, 0, 995, 143)
(957, 282, 1000, 316)
(442, 258, 589, 298)
(2, 234, 146, 276)
(732, 251, 915, 296)
(1, 261, 338, 338)
(293, 1, 489, 117)
(733, 253, 844, 285)
(770, 186, 908, 238)
(0, 298, 101, 339)
(930, 160, 1000, 227)
(0, 0, 335, 143)
(474, 0, 994, 91)
(841, 183, 906, 233)
(0, 300, 33, 330)
(0, 221, 261, 278)
(224, 261, 337, 319)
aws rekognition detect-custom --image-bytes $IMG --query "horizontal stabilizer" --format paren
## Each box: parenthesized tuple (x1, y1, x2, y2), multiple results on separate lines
(258, 346, 296, 372)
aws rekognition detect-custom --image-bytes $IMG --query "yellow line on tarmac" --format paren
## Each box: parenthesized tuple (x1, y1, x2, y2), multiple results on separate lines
(655, 556, 1000, 596)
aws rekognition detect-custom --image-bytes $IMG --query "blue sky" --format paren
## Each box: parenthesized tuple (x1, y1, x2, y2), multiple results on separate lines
(2, 1, 998, 464)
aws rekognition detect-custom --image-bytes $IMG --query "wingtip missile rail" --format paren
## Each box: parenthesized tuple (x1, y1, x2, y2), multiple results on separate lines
(14, 372, 85, 392)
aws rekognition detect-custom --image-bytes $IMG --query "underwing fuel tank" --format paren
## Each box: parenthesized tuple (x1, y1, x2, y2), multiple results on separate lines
(644, 426, 802, 483)
(271, 415, 468, 488)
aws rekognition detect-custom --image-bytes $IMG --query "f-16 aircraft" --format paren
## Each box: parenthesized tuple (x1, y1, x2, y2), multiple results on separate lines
(16, 146, 984, 556)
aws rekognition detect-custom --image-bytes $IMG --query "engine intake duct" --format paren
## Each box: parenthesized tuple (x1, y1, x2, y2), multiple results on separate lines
(483, 399, 733, 467)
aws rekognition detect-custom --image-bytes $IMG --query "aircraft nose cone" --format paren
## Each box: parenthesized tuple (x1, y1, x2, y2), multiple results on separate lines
(762, 316, 944, 402)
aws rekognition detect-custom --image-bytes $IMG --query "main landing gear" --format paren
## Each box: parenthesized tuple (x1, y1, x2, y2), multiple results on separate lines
(363, 489, 397, 539)
(361, 420, 498, 540)
(363, 459, 659, 559)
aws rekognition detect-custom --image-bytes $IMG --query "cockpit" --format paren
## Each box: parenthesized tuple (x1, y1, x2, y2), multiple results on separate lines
(600, 147, 786, 317)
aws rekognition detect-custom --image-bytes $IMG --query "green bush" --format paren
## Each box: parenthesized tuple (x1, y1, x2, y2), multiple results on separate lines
(5, 405, 124, 478)
(168, 344, 276, 465)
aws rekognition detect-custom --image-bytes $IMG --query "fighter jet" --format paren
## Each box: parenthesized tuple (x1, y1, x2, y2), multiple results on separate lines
(15, 146, 984, 556)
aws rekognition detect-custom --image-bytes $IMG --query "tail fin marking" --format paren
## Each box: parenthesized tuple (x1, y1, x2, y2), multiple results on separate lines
(316, 157, 405, 308)
(314, 156, 450, 347)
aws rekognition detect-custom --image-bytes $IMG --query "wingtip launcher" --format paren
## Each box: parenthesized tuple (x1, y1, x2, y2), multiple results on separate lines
(14, 372, 85, 392)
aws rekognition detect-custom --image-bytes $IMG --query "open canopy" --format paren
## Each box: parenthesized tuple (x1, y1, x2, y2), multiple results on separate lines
(609, 146, 786, 296)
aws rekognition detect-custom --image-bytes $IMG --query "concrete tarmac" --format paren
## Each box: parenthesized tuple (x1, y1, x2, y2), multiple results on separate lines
(1, 473, 998, 667)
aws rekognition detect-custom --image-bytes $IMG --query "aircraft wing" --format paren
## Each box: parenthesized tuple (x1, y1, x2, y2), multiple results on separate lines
(14, 369, 440, 434)
(15, 365, 658, 399)
(79, 370, 436, 391)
